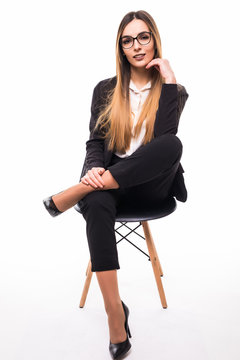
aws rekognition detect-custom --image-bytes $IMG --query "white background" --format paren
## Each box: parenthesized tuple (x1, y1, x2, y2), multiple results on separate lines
(0, 0, 240, 359)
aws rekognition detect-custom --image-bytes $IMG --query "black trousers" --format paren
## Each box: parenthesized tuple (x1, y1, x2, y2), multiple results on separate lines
(80, 134, 183, 272)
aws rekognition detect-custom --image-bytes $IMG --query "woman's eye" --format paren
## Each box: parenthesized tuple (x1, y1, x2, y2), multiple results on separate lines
(140, 35, 149, 40)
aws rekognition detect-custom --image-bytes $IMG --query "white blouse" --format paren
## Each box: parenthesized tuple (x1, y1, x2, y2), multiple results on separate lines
(114, 78, 151, 158)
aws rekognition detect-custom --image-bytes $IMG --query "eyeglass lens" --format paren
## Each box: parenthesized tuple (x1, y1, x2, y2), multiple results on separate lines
(121, 32, 151, 49)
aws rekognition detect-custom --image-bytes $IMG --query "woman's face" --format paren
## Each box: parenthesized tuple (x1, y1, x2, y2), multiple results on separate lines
(121, 19, 155, 69)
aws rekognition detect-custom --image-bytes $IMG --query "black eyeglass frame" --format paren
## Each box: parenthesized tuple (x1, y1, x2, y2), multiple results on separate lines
(120, 31, 153, 49)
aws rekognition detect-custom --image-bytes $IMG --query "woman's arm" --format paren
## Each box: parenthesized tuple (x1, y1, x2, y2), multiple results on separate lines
(85, 82, 105, 171)
(153, 83, 189, 136)
(176, 83, 189, 126)
(146, 58, 189, 135)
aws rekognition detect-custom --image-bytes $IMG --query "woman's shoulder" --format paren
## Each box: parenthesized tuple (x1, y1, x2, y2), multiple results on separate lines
(91, 76, 117, 108)
(95, 75, 117, 91)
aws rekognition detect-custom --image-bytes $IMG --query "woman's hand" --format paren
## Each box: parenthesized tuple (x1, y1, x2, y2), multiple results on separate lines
(81, 167, 106, 188)
(145, 58, 177, 84)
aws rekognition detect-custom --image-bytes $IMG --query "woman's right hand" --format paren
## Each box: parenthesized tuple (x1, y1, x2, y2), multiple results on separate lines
(81, 167, 106, 188)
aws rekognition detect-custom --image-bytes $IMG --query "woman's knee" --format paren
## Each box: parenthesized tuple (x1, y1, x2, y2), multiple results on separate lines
(80, 190, 117, 214)
(156, 133, 183, 154)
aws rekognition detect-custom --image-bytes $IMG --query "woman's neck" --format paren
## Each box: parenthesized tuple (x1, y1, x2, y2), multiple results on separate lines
(130, 66, 153, 88)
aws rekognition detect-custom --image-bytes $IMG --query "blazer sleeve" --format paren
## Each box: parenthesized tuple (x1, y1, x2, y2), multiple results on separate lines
(84, 82, 105, 171)
(154, 83, 189, 136)
(176, 84, 189, 127)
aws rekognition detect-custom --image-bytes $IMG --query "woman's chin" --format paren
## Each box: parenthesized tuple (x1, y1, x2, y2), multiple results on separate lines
(131, 62, 148, 70)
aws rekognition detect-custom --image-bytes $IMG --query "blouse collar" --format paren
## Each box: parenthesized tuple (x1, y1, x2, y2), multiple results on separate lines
(129, 79, 152, 93)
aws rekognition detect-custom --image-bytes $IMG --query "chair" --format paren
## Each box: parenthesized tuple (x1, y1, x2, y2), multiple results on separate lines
(74, 195, 177, 309)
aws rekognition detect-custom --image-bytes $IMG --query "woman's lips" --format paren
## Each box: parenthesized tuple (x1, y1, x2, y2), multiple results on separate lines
(134, 54, 145, 61)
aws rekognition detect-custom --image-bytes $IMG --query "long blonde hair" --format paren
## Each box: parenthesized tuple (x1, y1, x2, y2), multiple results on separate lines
(93, 10, 165, 154)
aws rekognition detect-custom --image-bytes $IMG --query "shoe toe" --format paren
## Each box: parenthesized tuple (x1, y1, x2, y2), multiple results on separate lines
(109, 338, 131, 359)
(43, 196, 62, 217)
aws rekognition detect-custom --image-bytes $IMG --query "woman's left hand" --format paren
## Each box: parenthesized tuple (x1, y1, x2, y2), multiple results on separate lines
(145, 58, 177, 84)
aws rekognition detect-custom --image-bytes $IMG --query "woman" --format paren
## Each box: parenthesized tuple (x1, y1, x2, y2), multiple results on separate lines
(43, 10, 189, 359)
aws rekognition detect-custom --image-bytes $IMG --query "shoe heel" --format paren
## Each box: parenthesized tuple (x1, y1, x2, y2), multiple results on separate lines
(43, 195, 63, 217)
(127, 325, 132, 338)
(121, 300, 132, 338)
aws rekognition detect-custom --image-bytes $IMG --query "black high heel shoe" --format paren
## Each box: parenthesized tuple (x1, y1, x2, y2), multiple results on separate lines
(109, 300, 132, 360)
(43, 195, 63, 217)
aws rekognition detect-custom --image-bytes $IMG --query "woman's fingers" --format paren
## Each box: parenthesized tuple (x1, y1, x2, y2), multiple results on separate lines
(80, 167, 105, 188)
(90, 167, 105, 187)
(80, 177, 89, 185)
(95, 168, 105, 186)
(87, 169, 104, 188)
(82, 174, 98, 188)
(145, 58, 176, 82)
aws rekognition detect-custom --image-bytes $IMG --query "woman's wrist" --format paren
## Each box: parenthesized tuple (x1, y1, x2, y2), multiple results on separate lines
(164, 76, 177, 84)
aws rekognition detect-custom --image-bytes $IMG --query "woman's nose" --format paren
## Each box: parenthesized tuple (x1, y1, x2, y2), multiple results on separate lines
(133, 39, 141, 50)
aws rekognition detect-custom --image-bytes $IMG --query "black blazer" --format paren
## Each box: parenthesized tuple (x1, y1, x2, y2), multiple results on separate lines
(79, 75, 189, 202)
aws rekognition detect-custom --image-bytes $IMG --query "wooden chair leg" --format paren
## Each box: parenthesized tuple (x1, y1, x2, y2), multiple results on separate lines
(79, 258, 93, 308)
(141, 221, 168, 309)
(141, 221, 164, 276)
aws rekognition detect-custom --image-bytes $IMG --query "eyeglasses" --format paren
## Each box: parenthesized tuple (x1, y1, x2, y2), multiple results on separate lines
(120, 31, 152, 49)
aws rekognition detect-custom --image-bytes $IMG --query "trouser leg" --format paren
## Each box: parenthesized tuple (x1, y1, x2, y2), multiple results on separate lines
(79, 188, 126, 272)
(107, 133, 182, 189)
